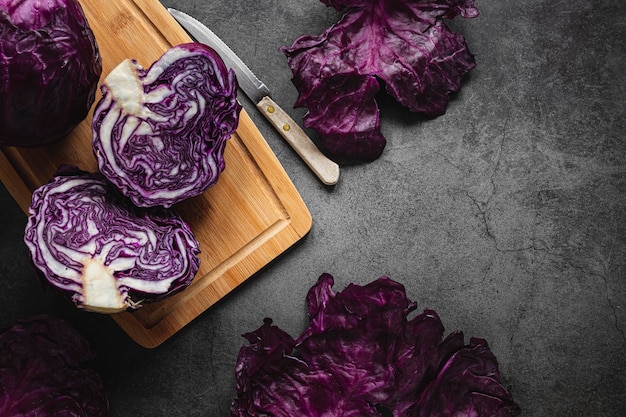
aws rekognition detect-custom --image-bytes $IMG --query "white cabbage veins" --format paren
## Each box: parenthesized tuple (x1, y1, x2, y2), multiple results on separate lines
(24, 170, 200, 313)
(92, 43, 240, 208)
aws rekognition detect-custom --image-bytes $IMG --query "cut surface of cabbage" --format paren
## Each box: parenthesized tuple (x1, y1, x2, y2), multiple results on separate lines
(24, 167, 201, 313)
(92, 43, 241, 208)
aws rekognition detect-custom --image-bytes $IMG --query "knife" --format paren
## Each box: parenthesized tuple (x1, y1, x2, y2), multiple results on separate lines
(167, 8, 340, 186)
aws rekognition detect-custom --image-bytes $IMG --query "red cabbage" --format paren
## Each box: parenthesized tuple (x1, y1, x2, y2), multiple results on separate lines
(0, 0, 102, 147)
(23, 166, 200, 313)
(0, 315, 108, 416)
(281, 0, 478, 162)
(92, 43, 241, 208)
(231, 273, 520, 416)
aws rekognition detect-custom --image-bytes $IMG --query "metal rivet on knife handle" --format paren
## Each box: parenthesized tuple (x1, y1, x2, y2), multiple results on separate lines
(257, 97, 339, 186)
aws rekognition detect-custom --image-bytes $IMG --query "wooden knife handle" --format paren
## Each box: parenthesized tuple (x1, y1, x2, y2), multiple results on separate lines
(256, 96, 339, 186)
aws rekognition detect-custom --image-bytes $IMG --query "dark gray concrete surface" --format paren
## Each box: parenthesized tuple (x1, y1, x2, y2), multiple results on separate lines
(1, 0, 624, 416)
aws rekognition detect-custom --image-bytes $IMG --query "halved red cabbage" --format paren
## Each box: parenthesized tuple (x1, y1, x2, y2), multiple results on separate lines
(23, 166, 200, 313)
(231, 274, 520, 416)
(0, 315, 108, 416)
(92, 42, 241, 208)
(0, 0, 102, 147)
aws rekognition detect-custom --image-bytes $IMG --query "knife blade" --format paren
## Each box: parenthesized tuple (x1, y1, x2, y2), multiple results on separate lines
(167, 8, 339, 186)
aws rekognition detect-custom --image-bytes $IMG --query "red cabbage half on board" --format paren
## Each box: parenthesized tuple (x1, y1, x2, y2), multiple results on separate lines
(0, 315, 108, 416)
(231, 274, 521, 416)
(92, 43, 241, 208)
(0, 0, 102, 147)
(23, 166, 200, 313)
(281, 0, 478, 162)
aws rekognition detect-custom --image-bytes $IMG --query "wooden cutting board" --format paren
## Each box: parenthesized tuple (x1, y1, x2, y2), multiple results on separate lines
(0, 0, 312, 348)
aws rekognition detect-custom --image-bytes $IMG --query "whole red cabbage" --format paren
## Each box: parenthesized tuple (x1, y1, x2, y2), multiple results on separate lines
(92, 43, 241, 208)
(0, 0, 102, 147)
(0, 315, 108, 416)
(281, 0, 478, 161)
(23, 166, 201, 313)
(231, 274, 520, 416)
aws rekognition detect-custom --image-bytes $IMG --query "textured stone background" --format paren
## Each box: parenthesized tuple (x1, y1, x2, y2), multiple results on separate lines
(1, 0, 624, 416)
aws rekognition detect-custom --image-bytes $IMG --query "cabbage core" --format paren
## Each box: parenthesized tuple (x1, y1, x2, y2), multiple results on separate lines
(82, 257, 127, 313)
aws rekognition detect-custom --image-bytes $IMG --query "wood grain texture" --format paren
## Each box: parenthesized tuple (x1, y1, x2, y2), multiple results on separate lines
(0, 0, 312, 348)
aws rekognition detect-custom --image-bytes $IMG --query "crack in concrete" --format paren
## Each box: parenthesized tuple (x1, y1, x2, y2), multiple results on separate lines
(561, 256, 626, 348)
(462, 121, 626, 347)
(602, 233, 626, 346)
(465, 120, 507, 244)
(432, 150, 464, 172)
(586, 236, 626, 347)
(471, 195, 626, 347)
(602, 273, 626, 347)
(466, 120, 509, 251)
(467, 191, 548, 254)
(467, 191, 498, 247)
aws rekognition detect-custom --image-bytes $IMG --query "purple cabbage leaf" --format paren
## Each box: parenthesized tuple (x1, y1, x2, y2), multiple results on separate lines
(281, 0, 478, 162)
(0, 0, 102, 147)
(23, 166, 200, 313)
(0, 315, 108, 417)
(92, 42, 241, 208)
(231, 273, 520, 416)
